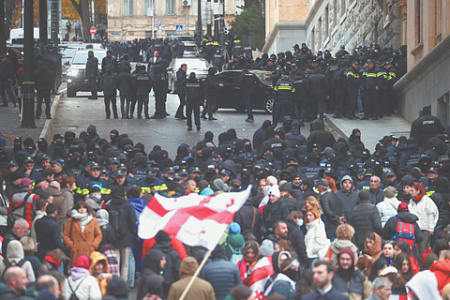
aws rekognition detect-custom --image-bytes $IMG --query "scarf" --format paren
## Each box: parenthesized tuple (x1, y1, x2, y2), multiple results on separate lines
(413, 194, 424, 203)
(71, 210, 93, 232)
(45, 254, 62, 269)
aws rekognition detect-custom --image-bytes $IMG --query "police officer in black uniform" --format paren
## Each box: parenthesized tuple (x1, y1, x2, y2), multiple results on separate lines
(85, 50, 98, 100)
(289, 63, 308, 125)
(346, 60, 361, 119)
(361, 59, 381, 120)
(147, 50, 169, 119)
(133, 64, 152, 119)
(272, 73, 295, 127)
(238, 64, 258, 123)
(185, 72, 204, 131)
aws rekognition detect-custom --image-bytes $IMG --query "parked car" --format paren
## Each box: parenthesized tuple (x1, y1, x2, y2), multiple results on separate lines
(61, 43, 105, 77)
(213, 70, 274, 114)
(167, 58, 210, 93)
(182, 42, 199, 58)
(66, 49, 106, 97)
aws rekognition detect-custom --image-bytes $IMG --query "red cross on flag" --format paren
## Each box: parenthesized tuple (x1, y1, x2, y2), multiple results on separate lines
(138, 186, 251, 250)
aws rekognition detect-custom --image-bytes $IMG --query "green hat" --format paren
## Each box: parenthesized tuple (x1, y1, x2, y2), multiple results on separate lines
(88, 50, 94, 54)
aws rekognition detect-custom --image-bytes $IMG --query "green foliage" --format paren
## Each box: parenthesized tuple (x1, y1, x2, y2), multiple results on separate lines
(230, 5, 265, 50)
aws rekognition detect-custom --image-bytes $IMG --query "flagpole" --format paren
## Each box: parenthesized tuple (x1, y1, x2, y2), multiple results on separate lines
(179, 249, 213, 300)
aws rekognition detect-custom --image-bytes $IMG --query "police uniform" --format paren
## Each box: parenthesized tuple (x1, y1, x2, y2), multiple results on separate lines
(272, 77, 295, 127)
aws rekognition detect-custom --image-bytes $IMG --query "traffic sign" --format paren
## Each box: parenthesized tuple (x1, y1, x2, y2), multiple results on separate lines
(158, 19, 162, 27)
(224, 27, 227, 34)
(176, 25, 183, 32)
(90, 27, 96, 34)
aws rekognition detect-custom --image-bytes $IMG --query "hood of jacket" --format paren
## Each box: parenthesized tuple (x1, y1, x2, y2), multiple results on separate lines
(145, 249, 165, 273)
(396, 211, 419, 223)
(6, 240, 24, 261)
(330, 239, 356, 253)
(95, 209, 109, 228)
(429, 259, 450, 274)
(311, 119, 324, 131)
(179, 256, 198, 278)
(89, 251, 110, 275)
(406, 270, 441, 300)
(110, 192, 126, 206)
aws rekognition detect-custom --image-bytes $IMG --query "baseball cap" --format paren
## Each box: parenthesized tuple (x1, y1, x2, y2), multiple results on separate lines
(398, 202, 409, 212)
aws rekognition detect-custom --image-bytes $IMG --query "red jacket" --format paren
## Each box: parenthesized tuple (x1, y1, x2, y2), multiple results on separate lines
(429, 259, 450, 293)
(142, 235, 187, 261)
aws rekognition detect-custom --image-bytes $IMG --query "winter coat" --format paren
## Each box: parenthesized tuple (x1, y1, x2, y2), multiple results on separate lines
(369, 188, 384, 205)
(105, 193, 136, 248)
(355, 233, 382, 277)
(86, 56, 99, 77)
(200, 258, 242, 300)
(329, 239, 359, 267)
(168, 257, 216, 300)
(430, 192, 450, 227)
(89, 251, 110, 296)
(351, 200, 382, 250)
(307, 120, 336, 151)
(305, 218, 330, 259)
(262, 199, 289, 232)
(382, 212, 424, 244)
(34, 65, 54, 91)
(233, 200, 262, 239)
(0, 282, 19, 300)
(429, 259, 450, 293)
(152, 240, 181, 287)
(101, 71, 117, 96)
(116, 71, 134, 96)
(47, 186, 68, 228)
(63, 216, 103, 266)
(409, 195, 439, 231)
(320, 190, 343, 238)
(176, 67, 187, 93)
(287, 222, 308, 268)
(63, 268, 102, 300)
(301, 286, 350, 300)
(333, 269, 372, 300)
(335, 188, 359, 224)
(35, 215, 63, 260)
(0, 240, 35, 282)
(376, 196, 401, 227)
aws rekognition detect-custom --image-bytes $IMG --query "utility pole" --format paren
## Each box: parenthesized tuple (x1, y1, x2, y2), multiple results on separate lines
(197, 0, 202, 37)
(50, 0, 59, 44)
(220, 0, 225, 51)
(21, 0, 36, 128)
(0, 0, 6, 55)
(206, 0, 211, 36)
(39, 0, 48, 51)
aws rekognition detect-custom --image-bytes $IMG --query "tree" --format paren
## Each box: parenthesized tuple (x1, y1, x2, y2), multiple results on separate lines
(229, 5, 265, 50)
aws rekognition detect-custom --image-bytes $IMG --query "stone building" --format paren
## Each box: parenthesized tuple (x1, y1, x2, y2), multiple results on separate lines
(263, 0, 405, 56)
(106, 0, 243, 41)
(394, 0, 449, 124)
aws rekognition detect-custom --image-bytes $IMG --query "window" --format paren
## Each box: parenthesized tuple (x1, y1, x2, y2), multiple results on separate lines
(318, 18, 322, 48)
(145, 0, 152, 16)
(415, 0, 422, 44)
(333, 0, 337, 27)
(124, 0, 134, 15)
(324, 5, 329, 40)
(166, 0, 176, 15)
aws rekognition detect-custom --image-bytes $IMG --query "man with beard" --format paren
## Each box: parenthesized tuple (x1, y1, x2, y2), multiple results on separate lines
(267, 220, 289, 245)
(332, 248, 371, 299)
(300, 260, 349, 300)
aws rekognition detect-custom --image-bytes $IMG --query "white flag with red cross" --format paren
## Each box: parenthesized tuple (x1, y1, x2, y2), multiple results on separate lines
(138, 186, 251, 250)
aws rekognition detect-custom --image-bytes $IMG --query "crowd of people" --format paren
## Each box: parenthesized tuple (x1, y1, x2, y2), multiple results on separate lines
(0, 95, 449, 299)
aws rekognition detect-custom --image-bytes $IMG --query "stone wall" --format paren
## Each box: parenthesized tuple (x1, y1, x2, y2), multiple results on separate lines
(306, 0, 402, 54)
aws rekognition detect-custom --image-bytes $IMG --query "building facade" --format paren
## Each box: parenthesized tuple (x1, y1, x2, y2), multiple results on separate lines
(263, 0, 405, 56)
(107, 0, 243, 41)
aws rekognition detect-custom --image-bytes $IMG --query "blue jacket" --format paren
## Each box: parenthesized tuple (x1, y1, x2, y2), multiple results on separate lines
(35, 216, 63, 260)
(200, 258, 242, 300)
(274, 78, 295, 101)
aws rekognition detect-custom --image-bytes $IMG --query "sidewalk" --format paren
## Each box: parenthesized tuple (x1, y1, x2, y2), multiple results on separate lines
(0, 90, 64, 147)
(326, 113, 412, 151)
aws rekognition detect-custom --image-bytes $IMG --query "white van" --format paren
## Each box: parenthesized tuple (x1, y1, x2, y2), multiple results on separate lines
(7, 28, 60, 44)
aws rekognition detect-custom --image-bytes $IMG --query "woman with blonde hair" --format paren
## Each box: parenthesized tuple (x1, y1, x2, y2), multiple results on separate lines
(304, 209, 330, 265)
(328, 224, 358, 267)
(303, 196, 326, 228)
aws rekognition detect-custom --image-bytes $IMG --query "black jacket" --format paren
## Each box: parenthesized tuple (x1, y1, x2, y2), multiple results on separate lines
(351, 200, 382, 249)
(101, 70, 117, 96)
(185, 77, 203, 103)
(105, 193, 136, 248)
(287, 222, 308, 268)
(320, 191, 343, 239)
(116, 71, 133, 96)
(34, 65, 54, 91)
(133, 70, 152, 95)
(102, 55, 118, 73)
(176, 68, 187, 93)
(35, 215, 63, 260)
(430, 192, 450, 227)
(234, 200, 262, 240)
(382, 212, 424, 244)
(308, 70, 328, 98)
(85, 55, 98, 77)
(238, 70, 258, 96)
(307, 120, 336, 151)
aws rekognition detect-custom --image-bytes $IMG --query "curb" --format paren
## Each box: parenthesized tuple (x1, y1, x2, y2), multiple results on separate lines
(39, 88, 66, 140)
(324, 115, 348, 140)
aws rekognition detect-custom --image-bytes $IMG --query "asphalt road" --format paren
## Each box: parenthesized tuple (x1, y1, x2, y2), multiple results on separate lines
(50, 91, 311, 157)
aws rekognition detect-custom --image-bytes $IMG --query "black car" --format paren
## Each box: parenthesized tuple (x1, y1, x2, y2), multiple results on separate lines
(66, 49, 106, 97)
(214, 70, 274, 114)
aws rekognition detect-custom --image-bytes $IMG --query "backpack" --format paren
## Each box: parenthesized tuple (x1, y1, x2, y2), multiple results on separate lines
(225, 242, 243, 265)
(393, 217, 416, 249)
(0, 258, 26, 281)
(7, 193, 32, 229)
(68, 277, 87, 300)
(109, 204, 127, 239)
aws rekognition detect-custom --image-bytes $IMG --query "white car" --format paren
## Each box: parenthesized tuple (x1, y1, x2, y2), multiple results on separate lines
(167, 58, 210, 93)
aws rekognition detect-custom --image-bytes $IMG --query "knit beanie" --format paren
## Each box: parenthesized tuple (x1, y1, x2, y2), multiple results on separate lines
(384, 186, 396, 198)
(259, 240, 274, 257)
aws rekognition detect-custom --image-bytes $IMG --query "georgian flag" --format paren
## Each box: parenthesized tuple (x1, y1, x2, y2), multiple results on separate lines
(248, 255, 274, 300)
(138, 186, 251, 250)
